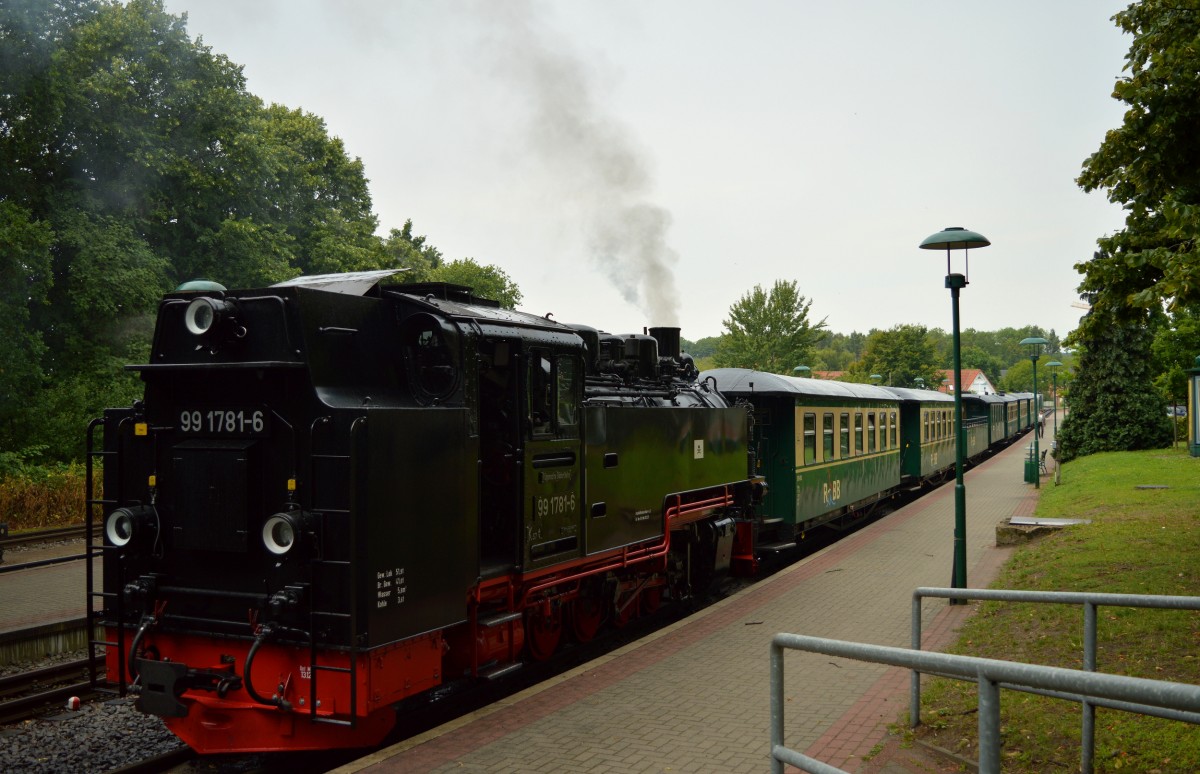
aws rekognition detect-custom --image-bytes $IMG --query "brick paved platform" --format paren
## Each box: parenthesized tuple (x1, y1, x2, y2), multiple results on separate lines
(338, 423, 1050, 774)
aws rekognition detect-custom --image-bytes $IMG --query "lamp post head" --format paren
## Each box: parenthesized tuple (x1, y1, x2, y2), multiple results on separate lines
(1020, 336, 1050, 361)
(793, 365, 810, 377)
(870, 373, 882, 383)
(1046, 360, 1063, 370)
(918, 227, 991, 251)
(920, 227, 991, 279)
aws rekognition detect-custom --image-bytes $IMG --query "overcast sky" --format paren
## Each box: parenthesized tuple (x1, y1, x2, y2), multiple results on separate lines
(162, 0, 1131, 342)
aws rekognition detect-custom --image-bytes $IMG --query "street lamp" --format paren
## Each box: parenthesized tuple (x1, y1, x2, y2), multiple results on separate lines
(870, 373, 883, 385)
(1020, 337, 1049, 490)
(793, 365, 810, 378)
(920, 226, 991, 598)
(914, 377, 925, 389)
(1045, 360, 1063, 438)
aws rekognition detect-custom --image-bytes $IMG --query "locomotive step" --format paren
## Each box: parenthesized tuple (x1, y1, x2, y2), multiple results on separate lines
(757, 541, 798, 554)
(480, 662, 523, 681)
(478, 611, 523, 628)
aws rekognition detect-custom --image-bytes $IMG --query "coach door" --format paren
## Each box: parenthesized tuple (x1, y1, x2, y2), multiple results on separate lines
(521, 348, 584, 570)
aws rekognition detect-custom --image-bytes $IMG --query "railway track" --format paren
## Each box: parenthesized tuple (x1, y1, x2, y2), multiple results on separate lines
(0, 657, 98, 725)
(0, 524, 91, 574)
(0, 524, 87, 550)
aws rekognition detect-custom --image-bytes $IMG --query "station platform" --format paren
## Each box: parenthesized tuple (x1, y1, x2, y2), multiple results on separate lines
(335, 423, 1053, 774)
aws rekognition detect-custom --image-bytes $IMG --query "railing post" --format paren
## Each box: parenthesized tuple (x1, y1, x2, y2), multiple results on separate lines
(911, 592, 923, 727)
(978, 676, 1002, 774)
(1082, 601, 1098, 774)
(770, 640, 785, 774)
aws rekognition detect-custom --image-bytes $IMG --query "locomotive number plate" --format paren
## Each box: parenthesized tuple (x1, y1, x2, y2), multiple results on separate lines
(178, 408, 269, 437)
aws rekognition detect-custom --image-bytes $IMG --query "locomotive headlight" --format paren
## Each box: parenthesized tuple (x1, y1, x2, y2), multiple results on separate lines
(262, 512, 308, 556)
(105, 506, 157, 548)
(184, 297, 238, 337)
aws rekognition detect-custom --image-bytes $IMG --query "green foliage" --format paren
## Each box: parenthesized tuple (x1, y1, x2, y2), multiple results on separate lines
(712, 280, 826, 374)
(1056, 309, 1171, 463)
(997, 356, 1073, 397)
(0, 2, 521, 463)
(680, 336, 720, 359)
(843, 324, 942, 388)
(958, 345, 1005, 385)
(429, 258, 523, 309)
(1150, 306, 1200, 405)
(385, 220, 443, 282)
(0, 461, 94, 530)
(1076, 0, 1200, 320)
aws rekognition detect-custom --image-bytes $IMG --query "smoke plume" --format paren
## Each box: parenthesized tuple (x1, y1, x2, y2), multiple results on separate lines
(479, 3, 681, 326)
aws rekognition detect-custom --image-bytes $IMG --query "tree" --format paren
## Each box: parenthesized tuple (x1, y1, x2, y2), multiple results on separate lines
(1055, 308, 1171, 463)
(713, 280, 826, 374)
(1150, 306, 1200, 408)
(384, 220, 443, 282)
(0, 0, 392, 461)
(429, 258, 523, 309)
(844, 324, 942, 388)
(1075, 1, 1200, 319)
(959, 345, 1005, 387)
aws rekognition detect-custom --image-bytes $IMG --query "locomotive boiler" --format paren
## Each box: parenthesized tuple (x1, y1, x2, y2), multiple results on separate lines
(88, 270, 764, 753)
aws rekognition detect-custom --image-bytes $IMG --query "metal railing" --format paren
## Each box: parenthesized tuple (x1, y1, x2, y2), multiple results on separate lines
(770, 630, 1200, 774)
(909, 587, 1200, 772)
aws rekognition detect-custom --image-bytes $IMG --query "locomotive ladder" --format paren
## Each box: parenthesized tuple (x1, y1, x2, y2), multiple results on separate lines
(304, 415, 364, 727)
(84, 415, 128, 695)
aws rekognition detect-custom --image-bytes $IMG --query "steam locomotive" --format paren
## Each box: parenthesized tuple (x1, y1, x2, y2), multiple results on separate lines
(88, 270, 765, 753)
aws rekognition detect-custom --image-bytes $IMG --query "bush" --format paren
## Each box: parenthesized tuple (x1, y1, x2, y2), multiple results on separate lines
(0, 462, 96, 531)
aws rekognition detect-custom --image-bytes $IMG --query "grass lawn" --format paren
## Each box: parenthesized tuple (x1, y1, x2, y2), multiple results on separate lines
(916, 446, 1200, 773)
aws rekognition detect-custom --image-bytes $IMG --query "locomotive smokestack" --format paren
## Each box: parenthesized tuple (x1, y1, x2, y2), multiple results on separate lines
(648, 326, 681, 360)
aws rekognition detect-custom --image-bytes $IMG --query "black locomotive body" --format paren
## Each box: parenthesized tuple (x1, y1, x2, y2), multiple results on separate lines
(92, 271, 763, 753)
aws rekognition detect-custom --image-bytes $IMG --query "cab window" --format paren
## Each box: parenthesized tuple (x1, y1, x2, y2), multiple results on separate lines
(530, 353, 553, 436)
(530, 352, 580, 439)
(556, 356, 578, 431)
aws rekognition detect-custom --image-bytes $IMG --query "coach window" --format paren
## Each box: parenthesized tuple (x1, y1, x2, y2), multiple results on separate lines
(803, 413, 817, 465)
(854, 413, 864, 455)
(822, 413, 835, 461)
(922, 412, 929, 443)
(890, 412, 898, 447)
(839, 412, 850, 457)
(867, 412, 877, 453)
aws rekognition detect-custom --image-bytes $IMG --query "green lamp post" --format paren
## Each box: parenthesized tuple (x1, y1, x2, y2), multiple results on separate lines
(1045, 360, 1063, 438)
(920, 227, 991, 597)
(914, 377, 925, 389)
(1020, 337, 1049, 489)
(793, 366, 810, 378)
(870, 373, 883, 385)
